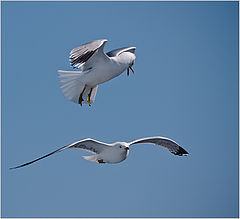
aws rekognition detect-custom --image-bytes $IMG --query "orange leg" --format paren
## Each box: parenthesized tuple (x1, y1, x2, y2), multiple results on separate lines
(87, 88, 93, 106)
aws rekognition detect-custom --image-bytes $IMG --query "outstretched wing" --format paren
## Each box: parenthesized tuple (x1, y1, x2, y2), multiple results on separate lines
(106, 46, 136, 57)
(10, 138, 112, 169)
(69, 39, 109, 69)
(129, 136, 189, 156)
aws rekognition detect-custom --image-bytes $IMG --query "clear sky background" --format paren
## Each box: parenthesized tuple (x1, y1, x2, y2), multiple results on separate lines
(2, 1, 238, 218)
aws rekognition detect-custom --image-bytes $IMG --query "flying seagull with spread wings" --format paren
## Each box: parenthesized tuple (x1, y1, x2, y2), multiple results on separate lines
(10, 136, 188, 169)
(58, 39, 136, 106)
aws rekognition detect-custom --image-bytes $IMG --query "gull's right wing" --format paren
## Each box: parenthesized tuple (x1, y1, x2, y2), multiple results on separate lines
(106, 46, 136, 57)
(69, 39, 109, 69)
(10, 138, 112, 169)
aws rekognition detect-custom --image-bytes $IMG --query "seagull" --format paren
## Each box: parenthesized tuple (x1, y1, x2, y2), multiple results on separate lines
(58, 39, 136, 106)
(10, 136, 189, 169)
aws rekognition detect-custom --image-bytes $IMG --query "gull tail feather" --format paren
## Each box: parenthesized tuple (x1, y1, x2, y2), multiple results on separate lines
(90, 85, 98, 103)
(82, 155, 98, 162)
(58, 70, 86, 104)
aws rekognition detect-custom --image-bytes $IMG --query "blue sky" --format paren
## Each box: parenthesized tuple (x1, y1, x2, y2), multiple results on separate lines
(2, 1, 238, 217)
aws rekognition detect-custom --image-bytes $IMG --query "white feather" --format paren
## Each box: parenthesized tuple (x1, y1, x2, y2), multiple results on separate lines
(90, 85, 98, 102)
(58, 70, 86, 103)
(82, 155, 98, 162)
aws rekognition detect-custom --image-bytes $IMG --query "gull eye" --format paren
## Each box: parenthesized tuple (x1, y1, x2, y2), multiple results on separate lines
(119, 146, 122, 148)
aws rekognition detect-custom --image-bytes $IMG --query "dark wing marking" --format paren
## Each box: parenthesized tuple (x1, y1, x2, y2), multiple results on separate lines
(106, 46, 136, 57)
(10, 138, 111, 169)
(69, 39, 107, 69)
(129, 136, 189, 156)
(69, 138, 110, 154)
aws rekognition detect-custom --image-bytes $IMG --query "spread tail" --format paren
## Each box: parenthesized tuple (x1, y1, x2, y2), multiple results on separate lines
(58, 70, 98, 105)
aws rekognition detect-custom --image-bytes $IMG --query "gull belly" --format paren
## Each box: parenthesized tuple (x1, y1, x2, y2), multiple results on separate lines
(84, 60, 127, 87)
(99, 147, 128, 164)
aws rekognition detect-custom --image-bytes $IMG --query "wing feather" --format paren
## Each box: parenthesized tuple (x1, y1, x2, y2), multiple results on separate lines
(10, 138, 111, 169)
(69, 39, 108, 69)
(129, 136, 189, 156)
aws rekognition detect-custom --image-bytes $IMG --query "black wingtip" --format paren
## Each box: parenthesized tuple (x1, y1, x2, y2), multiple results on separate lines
(174, 146, 189, 156)
(9, 164, 28, 170)
(9, 166, 19, 170)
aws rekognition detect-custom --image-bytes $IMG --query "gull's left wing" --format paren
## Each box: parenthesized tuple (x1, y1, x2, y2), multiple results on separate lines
(129, 136, 189, 156)
(10, 138, 112, 169)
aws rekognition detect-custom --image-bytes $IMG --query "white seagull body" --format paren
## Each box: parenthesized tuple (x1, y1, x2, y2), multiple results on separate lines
(10, 136, 189, 169)
(58, 39, 136, 106)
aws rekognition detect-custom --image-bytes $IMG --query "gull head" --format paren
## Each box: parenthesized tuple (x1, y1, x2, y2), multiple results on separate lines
(127, 53, 136, 69)
(123, 52, 136, 76)
(117, 52, 136, 68)
(128, 52, 136, 64)
(114, 142, 130, 154)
